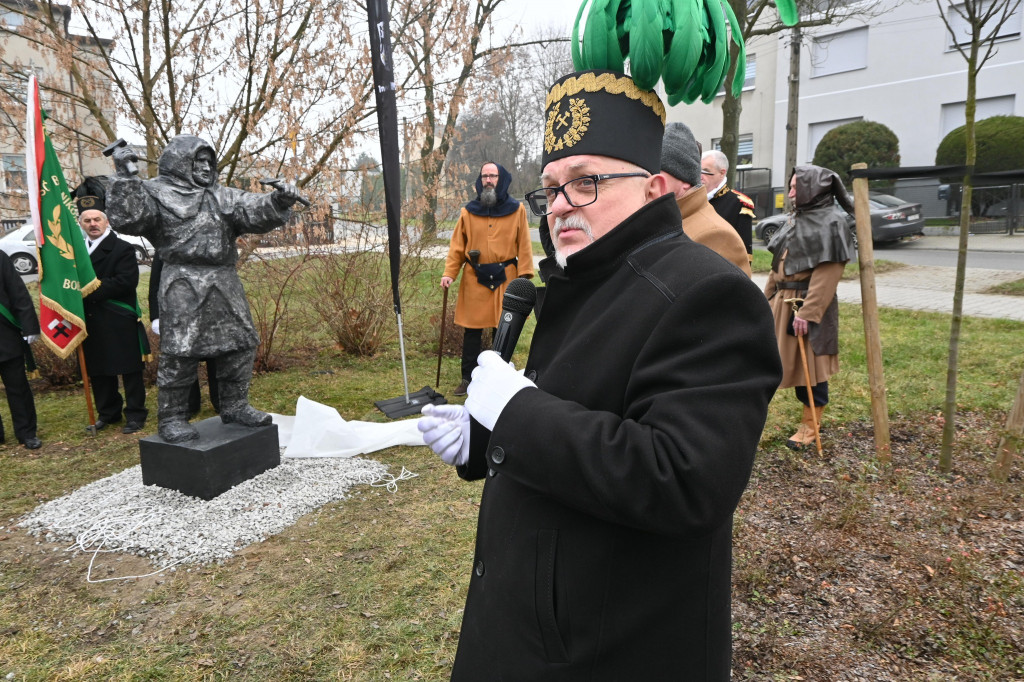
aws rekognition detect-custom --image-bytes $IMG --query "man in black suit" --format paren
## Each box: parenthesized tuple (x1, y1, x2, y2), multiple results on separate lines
(0, 251, 42, 449)
(77, 192, 150, 434)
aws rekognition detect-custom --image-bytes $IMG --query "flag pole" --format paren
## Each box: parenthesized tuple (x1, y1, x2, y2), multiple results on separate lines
(367, 0, 445, 419)
(77, 345, 98, 434)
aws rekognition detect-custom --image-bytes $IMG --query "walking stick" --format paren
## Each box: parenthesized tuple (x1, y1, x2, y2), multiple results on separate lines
(786, 297, 823, 456)
(435, 286, 449, 387)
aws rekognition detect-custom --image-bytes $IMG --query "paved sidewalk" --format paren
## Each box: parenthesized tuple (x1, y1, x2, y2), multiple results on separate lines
(753, 265, 1024, 321)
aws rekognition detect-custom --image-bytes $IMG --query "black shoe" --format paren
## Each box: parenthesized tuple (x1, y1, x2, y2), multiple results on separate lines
(453, 379, 469, 397)
(89, 418, 119, 432)
(22, 437, 42, 450)
(122, 421, 144, 435)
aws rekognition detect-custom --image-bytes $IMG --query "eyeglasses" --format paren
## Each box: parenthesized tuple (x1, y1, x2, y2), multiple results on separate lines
(524, 173, 650, 216)
(700, 169, 715, 176)
(480, 174, 500, 179)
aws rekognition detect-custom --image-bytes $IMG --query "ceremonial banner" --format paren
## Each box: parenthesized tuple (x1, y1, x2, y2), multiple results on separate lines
(367, 0, 403, 315)
(26, 75, 98, 359)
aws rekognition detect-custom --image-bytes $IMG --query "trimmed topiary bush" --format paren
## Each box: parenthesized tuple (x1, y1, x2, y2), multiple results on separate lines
(935, 115, 1024, 172)
(812, 120, 900, 183)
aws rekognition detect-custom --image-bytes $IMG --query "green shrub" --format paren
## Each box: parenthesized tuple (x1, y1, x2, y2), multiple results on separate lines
(812, 120, 901, 183)
(935, 115, 1024, 172)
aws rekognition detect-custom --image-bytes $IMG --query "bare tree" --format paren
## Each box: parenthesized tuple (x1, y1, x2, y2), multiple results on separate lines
(0, 0, 375, 198)
(720, 0, 879, 187)
(448, 29, 572, 199)
(389, 0, 508, 237)
(935, 0, 1022, 472)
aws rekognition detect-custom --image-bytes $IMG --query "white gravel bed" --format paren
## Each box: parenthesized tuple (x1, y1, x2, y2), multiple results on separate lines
(17, 457, 411, 580)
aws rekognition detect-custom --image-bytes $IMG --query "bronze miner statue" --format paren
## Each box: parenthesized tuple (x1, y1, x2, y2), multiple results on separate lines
(107, 136, 302, 443)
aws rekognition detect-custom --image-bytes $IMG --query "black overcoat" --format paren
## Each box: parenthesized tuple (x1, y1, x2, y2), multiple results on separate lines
(709, 186, 755, 255)
(0, 251, 40, 362)
(82, 233, 144, 376)
(452, 195, 783, 681)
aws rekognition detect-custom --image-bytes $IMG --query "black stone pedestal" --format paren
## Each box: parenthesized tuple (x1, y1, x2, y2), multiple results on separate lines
(139, 417, 280, 500)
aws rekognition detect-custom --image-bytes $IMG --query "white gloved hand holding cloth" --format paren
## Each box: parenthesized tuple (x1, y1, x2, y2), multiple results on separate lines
(465, 350, 536, 431)
(418, 403, 470, 466)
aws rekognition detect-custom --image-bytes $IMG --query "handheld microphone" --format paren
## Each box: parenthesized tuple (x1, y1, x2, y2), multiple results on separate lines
(492, 277, 537, 362)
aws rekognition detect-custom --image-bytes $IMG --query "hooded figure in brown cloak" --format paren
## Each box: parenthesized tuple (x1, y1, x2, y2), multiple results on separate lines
(764, 164, 856, 449)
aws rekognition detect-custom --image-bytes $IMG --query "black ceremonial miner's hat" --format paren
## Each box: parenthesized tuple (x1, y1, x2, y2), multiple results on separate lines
(541, 70, 666, 173)
(72, 176, 108, 214)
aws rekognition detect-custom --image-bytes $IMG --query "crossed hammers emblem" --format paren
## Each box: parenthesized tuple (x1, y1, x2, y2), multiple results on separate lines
(48, 318, 72, 339)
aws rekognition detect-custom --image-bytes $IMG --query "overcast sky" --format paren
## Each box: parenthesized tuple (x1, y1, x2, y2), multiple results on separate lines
(490, 0, 582, 42)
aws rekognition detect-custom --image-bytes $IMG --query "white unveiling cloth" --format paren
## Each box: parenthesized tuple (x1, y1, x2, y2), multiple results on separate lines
(271, 395, 424, 458)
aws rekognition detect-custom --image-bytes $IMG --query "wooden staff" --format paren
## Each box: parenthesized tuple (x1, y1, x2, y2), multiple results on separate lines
(77, 345, 98, 435)
(786, 297, 822, 456)
(435, 286, 449, 387)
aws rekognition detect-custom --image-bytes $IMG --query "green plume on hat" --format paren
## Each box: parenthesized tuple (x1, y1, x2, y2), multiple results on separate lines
(571, 0, 799, 106)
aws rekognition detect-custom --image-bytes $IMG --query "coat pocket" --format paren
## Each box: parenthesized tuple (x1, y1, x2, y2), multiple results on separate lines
(535, 529, 569, 664)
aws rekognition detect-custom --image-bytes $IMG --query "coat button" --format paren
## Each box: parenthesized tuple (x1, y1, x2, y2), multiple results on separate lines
(490, 446, 505, 464)
(527, 370, 537, 381)
(475, 560, 485, 577)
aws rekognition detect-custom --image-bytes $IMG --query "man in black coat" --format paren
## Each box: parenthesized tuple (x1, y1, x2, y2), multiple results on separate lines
(78, 195, 149, 434)
(419, 69, 782, 681)
(702, 149, 756, 257)
(0, 251, 42, 449)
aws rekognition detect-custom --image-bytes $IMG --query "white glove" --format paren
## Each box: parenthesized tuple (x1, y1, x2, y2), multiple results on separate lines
(465, 350, 536, 431)
(151, 319, 160, 335)
(417, 403, 470, 466)
(23, 334, 38, 344)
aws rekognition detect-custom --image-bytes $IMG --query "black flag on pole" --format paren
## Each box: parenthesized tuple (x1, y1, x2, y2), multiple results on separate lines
(367, 0, 446, 418)
(367, 0, 403, 315)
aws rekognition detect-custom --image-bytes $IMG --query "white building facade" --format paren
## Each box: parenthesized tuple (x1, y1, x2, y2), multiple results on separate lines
(665, 1, 1024, 215)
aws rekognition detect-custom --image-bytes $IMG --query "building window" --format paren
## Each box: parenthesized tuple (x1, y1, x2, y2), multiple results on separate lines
(808, 117, 863, 162)
(940, 95, 1016, 138)
(712, 134, 754, 166)
(946, 2, 1022, 48)
(2, 154, 27, 192)
(0, 10, 24, 28)
(810, 26, 868, 78)
(717, 53, 757, 96)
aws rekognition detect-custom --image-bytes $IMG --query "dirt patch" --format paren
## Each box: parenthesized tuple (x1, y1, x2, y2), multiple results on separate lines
(734, 411, 1024, 680)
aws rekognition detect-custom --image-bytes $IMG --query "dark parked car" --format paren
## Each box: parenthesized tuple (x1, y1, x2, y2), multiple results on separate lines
(755, 192, 925, 246)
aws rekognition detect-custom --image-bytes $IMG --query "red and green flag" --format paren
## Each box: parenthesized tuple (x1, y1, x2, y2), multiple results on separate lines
(26, 75, 98, 359)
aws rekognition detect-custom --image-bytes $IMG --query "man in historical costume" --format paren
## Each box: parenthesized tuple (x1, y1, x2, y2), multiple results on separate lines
(75, 189, 151, 435)
(418, 69, 782, 680)
(763, 165, 856, 450)
(702, 149, 756, 258)
(106, 135, 301, 443)
(0, 251, 42, 449)
(661, 123, 751, 276)
(440, 162, 534, 396)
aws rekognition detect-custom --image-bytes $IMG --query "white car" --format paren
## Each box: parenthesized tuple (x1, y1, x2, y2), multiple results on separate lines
(0, 221, 154, 275)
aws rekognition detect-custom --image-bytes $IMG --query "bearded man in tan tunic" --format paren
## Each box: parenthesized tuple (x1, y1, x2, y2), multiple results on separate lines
(440, 162, 534, 395)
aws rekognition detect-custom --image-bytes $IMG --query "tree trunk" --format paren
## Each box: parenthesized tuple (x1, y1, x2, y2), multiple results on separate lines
(783, 25, 801, 209)
(939, 40, 979, 472)
(991, 368, 1024, 481)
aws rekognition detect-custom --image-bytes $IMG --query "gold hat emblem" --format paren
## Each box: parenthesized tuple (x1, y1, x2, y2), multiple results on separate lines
(545, 97, 590, 154)
(80, 196, 96, 208)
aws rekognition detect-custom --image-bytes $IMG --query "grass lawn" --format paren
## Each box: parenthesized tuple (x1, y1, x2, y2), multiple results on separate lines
(1, 255, 1021, 680)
